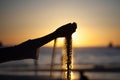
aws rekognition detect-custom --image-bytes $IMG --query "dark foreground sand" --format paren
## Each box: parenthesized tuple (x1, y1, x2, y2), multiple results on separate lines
(0, 74, 54, 80)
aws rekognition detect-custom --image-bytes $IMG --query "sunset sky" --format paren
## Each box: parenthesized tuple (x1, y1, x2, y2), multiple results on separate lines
(0, 0, 120, 47)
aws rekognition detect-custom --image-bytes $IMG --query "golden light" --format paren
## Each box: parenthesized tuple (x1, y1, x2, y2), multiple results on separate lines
(71, 72, 75, 80)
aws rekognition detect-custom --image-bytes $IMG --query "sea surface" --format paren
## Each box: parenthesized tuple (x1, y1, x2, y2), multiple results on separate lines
(0, 47, 120, 80)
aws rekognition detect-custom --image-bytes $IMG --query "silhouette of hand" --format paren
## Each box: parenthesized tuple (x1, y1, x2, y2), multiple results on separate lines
(54, 22, 77, 37)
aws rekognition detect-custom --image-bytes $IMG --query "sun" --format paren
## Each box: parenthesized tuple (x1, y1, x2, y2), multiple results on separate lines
(72, 32, 77, 40)
(72, 32, 81, 47)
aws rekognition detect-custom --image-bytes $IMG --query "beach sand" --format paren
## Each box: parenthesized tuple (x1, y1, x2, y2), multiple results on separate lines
(0, 74, 52, 80)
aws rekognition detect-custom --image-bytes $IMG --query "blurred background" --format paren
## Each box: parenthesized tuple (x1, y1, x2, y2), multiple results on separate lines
(0, 0, 120, 80)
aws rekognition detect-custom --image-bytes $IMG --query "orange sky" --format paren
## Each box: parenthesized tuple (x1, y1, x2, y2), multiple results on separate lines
(0, 0, 120, 47)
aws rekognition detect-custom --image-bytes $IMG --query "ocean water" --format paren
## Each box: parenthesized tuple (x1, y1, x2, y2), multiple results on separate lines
(0, 47, 120, 80)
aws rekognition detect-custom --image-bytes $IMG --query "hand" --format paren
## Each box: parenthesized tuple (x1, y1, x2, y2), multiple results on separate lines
(54, 22, 77, 37)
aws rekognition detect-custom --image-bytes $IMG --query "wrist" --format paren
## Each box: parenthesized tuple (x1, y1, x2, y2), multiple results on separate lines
(52, 31, 59, 38)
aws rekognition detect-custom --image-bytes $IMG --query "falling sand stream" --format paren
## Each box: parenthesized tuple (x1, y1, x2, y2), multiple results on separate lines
(34, 36, 73, 80)
(50, 35, 72, 80)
